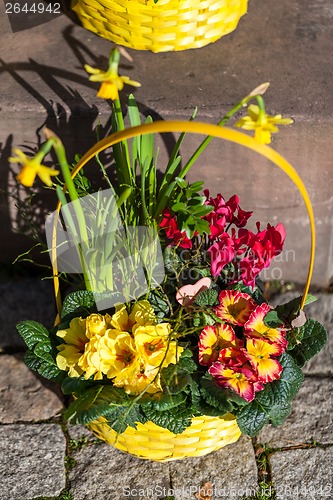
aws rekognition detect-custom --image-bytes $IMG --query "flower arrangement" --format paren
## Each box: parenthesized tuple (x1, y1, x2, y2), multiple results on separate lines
(13, 49, 327, 459)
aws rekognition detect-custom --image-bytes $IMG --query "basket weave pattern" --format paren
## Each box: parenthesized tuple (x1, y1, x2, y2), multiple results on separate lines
(71, 0, 248, 52)
(87, 413, 241, 461)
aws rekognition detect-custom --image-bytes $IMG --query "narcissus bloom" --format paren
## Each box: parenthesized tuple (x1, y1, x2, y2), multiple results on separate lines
(209, 363, 263, 402)
(198, 324, 236, 366)
(214, 290, 256, 326)
(235, 104, 293, 144)
(245, 338, 283, 382)
(245, 303, 287, 348)
(9, 148, 59, 187)
(56, 317, 88, 377)
(85, 60, 141, 101)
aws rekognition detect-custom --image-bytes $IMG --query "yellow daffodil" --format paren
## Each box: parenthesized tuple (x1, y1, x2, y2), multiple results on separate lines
(85, 50, 141, 101)
(235, 104, 293, 144)
(9, 148, 59, 187)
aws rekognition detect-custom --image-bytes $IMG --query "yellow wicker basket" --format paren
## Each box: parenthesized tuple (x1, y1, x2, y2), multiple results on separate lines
(53, 121, 315, 461)
(71, 0, 248, 52)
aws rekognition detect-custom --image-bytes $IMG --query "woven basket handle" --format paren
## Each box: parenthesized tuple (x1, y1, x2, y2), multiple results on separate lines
(52, 121, 315, 317)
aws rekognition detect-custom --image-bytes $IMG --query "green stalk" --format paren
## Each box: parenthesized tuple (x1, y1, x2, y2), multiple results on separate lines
(45, 129, 92, 290)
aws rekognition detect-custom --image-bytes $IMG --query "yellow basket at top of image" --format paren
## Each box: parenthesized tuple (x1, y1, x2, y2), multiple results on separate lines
(71, 0, 248, 52)
(53, 121, 316, 462)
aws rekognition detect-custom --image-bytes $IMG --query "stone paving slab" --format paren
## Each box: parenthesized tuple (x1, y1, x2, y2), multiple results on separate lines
(258, 377, 333, 448)
(69, 436, 257, 500)
(0, 278, 56, 351)
(270, 446, 333, 500)
(0, 353, 64, 423)
(69, 441, 171, 500)
(0, 423, 66, 500)
(168, 436, 258, 499)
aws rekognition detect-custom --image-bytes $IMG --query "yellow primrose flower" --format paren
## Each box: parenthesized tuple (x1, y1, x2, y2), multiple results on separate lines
(129, 300, 156, 332)
(9, 148, 59, 187)
(84, 51, 141, 101)
(99, 330, 139, 382)
(77, 335, 105, 380)
(235, 104, 293, 144)
(109, 301, 156, 333)
(56, 317, 88, 377)
(120, 362, 163, 395)
(85, 313, 110, 338)
(110, 304, 131, 331)
(134, 323, 183, 369)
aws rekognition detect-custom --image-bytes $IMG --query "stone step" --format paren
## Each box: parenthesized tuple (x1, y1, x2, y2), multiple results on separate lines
(0, 0, 332, 286)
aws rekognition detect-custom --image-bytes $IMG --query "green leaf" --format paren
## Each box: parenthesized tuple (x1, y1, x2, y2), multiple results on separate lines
(258, 352, 304, 406)
(199, 377, 234, 414)
(24, 349, 42, 372)
(236, 400, 269, 436)
(37, 362, 65, 382)
(141, 392, 187, 411)
(268, 402, 292, 427)
(16, 321, 50, 350)
(147, 289, 170, 319)
(142, 401, 193, 434)
(289, 319, 327, 367)
(264, 310, 284, 328)
(161, 370, 193, 395)
(61, 290, 96, 318)
(104, 404, 147, 434)
(61, 376, 98, 396)
(194, 288, 219, 307)
(64, 385, 128, 424)
(236, 353, 304, 436)
(274, 295, 316, 324)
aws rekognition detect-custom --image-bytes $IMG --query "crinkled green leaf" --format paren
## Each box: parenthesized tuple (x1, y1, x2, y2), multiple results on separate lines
(64, 385, 128, 424)
(37, 362, 65, 382)
(141, 392, 187, 411)
(61, 290, 96, 318)
(236, 353, 304, 436)
(268, 402, 292, 427)
(199, 377, 234, 414)
(289, 319, 327, 367)
(104, 404, 147, 434)
(24, 349, 42, 372)
(142, 401, 193, 434)
(236, 400, 269, 436)
(147, 289, 170, 319)
(194, 288, 219, 307)
(16, 321, 50, 350)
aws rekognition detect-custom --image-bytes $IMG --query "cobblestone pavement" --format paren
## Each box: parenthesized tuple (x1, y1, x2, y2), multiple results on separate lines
(0, 287, 332, 500)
